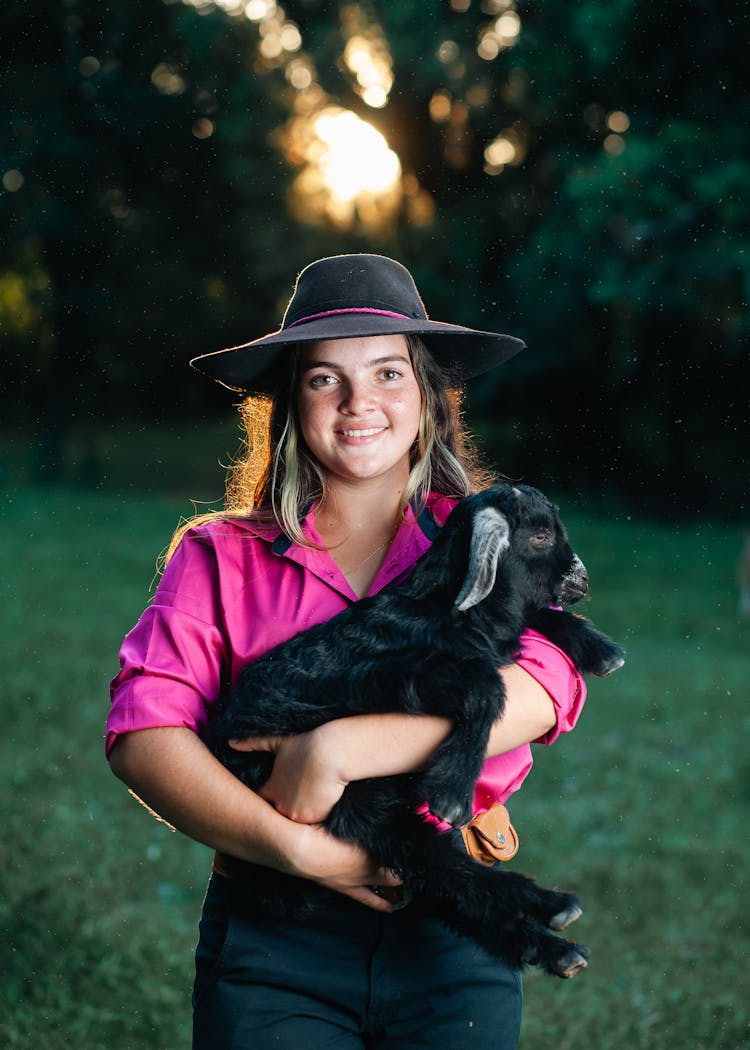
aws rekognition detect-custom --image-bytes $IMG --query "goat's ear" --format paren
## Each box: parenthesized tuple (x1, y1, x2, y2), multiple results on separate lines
(454, 507, 510, 611)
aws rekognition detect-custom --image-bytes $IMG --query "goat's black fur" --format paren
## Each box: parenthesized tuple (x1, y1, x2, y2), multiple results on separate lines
(209, 484, 625, 978)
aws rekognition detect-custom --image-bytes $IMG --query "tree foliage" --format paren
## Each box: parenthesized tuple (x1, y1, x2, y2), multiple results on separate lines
(1, 0, 747, 515)
(493, 0, 749, 518)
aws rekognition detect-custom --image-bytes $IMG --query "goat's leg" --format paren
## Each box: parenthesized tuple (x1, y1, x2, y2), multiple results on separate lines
(420, 851, 589, 977)
(414, 665, 505, 826)
(527, 609, 625, 677)
(491, 916, 589, 978)
(354, 810, 589, 978)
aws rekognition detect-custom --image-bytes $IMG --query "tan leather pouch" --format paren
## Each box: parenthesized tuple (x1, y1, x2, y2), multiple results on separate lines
(460, 803, 520, 865)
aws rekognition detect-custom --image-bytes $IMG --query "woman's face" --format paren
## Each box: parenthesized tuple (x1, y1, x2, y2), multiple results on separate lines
(297, 335, 423, 488)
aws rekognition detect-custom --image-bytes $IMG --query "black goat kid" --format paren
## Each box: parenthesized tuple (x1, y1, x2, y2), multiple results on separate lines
(210, 484, 624, 978)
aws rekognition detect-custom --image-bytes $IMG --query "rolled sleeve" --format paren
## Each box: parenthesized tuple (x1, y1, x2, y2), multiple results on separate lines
(515, 627, 587, 745)
(106, 529, 228, 757)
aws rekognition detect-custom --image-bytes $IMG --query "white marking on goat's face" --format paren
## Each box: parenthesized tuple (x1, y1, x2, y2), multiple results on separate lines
(558, 554, 589, 605)
(455, 506, 510, 612)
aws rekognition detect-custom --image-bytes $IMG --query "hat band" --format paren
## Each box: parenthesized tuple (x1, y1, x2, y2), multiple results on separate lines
(287, 307, 412, 329)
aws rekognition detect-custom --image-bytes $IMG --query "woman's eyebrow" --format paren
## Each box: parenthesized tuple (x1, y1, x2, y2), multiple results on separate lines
(367, 354, 411, 367)
(301, 354, 410, 373)
(300, 358, 340, 372)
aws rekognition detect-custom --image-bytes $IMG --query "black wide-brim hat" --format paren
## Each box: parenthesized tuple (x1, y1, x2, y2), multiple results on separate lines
(190, 253, 525, 394)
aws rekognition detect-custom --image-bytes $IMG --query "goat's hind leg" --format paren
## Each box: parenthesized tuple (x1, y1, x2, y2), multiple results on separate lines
(431, 858, 589, 978)
(384, 816, 589, 977)
(503, 917, 589, 979)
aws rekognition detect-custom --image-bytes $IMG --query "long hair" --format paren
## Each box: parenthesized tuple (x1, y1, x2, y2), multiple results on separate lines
(166, 335, 494, 560)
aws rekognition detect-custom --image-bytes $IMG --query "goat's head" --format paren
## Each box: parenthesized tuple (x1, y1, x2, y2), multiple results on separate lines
(452, 484, 588, 613)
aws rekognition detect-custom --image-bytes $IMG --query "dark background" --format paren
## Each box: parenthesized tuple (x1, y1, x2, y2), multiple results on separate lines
(2, 0, 748, 518)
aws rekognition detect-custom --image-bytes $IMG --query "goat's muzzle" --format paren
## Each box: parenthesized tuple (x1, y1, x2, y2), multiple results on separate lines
(558, 555, 589, 605)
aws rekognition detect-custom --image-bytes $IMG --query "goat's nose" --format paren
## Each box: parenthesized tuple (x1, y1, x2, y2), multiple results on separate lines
(559, 555, 589, 604)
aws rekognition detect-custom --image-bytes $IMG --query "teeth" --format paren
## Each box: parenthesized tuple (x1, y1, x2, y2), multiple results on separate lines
(340, 428, 385, 437)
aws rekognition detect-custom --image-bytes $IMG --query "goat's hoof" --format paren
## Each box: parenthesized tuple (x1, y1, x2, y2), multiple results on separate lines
(428, 800, 472, 827)
(555, 949, 589, 979)
(591, 649, 626, 677)
(549, 904, 583, 930)
(422, 784, 472, 827)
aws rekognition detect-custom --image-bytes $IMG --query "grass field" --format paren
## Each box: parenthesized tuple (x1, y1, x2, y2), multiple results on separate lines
(1, 470, 748, 1049)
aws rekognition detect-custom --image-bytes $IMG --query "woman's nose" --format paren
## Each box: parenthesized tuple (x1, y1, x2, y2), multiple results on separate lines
(340, 380, 374, 414)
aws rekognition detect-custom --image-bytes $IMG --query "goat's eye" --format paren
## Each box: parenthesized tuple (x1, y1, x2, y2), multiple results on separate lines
(529, 529, 553, 549)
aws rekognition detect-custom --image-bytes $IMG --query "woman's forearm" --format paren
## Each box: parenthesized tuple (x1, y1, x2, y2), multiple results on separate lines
(231, 714, 452, 825)
(109, 670, 553, 868)
(108, 725, 404, 911)
(319, 712, 453, 783)
(227, 665, 557, 825)
(487, 664, 557, 755)
(109, 726, 297, 868)
(322, 664, 556, 780)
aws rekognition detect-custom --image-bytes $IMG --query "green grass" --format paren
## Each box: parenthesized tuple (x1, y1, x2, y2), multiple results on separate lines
(513, 512, 749, 1049)
(1, 479, 748, 1049)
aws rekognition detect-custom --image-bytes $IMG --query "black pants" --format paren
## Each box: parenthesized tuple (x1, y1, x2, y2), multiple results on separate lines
(193, 873, 522, 1050)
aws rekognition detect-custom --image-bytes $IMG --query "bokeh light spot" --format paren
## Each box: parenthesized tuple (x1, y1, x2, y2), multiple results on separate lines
(604, 133, 626, 156)
(192, 118, 215, 139)
(607, 110, 631, 133)
(2, 170, 24, 192)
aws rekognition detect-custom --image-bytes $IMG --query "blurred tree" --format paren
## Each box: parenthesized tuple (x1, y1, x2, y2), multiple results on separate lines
(486, 0, 750, 518)
(1, 0, 291, 478)
(1, 0, 747, 516)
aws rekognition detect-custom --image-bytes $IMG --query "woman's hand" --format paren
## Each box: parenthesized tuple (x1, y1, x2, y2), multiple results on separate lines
(229, 728, 348, 824)
(281, 821, 403, 912)
(230, 713, 452, 825)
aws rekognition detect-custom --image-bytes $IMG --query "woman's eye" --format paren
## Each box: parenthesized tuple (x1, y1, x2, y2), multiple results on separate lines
(309, 374, 337, 388)
(379, 368, 402, 381)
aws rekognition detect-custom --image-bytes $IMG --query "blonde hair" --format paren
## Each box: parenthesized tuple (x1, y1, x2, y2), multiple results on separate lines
(166, 335, 493, 560)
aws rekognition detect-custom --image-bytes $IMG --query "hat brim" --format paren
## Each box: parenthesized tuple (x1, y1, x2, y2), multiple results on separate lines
(190, 313, 525, 394)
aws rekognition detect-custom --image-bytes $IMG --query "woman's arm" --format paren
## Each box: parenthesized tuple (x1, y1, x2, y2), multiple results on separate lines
(232, 663, 557, 823)
(232, 713, 453, 823)
(108, 726, 402, 911)
(487, 663, 556, 754)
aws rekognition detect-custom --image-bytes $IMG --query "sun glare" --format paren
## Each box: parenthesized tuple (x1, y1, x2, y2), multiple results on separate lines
(183, 0, 432, 231)
(283, 106, 403, 229)
(314, 111, 400, 201)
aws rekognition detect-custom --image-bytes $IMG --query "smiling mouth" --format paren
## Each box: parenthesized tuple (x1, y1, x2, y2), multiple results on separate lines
(338, 427, 387, 437)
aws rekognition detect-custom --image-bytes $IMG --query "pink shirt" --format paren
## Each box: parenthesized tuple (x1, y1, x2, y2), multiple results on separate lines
(107, 495, 586, 812)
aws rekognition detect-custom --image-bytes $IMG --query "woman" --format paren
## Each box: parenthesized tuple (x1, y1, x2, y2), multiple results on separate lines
(107, 254, 587, 1049)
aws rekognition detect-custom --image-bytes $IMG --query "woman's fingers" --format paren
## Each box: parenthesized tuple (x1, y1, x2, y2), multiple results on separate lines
(247, 731, 348, 824)
(349, 885, 397, 912)
(374, 866, 403, 888)
(331, 862, 405, 912)
(287, 824, 405, 910)
(351, 868, 406, 912)
(228, 735, 279, 752)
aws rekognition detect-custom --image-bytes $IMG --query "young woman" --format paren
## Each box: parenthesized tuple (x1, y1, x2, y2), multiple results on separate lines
(107, 254, 587, 1049)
